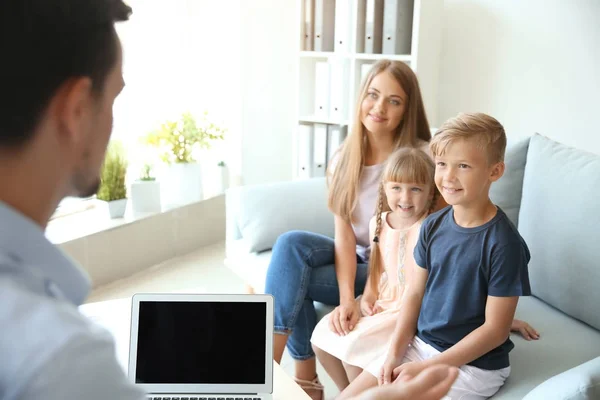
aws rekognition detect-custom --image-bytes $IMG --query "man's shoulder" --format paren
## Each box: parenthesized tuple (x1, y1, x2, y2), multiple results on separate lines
(0, 276, 115, 396)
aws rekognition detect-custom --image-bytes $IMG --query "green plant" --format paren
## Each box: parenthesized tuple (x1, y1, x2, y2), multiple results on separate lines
(143, 111, 226, 164)
(139, 163, 156, 181)
(97, 141, 128, 201)
(217, 161, 226, 167)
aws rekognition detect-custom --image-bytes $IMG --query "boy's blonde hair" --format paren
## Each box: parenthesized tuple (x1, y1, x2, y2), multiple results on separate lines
(327, 60, 431, 223)
(430, 113, 507, 164)
(368, 148, 438, 292)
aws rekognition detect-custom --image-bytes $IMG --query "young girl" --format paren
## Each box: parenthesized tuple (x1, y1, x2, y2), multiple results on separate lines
(311, 147, 438, 395)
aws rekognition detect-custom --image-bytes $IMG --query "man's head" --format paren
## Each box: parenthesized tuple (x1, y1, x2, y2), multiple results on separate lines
(430, 113, 506, 208)
(0, 0, 131, 199)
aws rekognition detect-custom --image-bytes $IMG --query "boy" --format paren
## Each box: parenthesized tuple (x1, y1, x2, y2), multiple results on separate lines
(375, 112, 532, 399)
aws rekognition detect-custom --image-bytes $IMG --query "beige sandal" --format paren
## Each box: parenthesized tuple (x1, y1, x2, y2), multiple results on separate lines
(293, 375, 324, 400)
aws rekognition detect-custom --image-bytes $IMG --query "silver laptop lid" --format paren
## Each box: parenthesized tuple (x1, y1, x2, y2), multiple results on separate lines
(128, 293, 274, 394)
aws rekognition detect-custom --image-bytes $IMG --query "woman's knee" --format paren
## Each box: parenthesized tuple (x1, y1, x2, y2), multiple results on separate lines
(273, 230, 315, 252)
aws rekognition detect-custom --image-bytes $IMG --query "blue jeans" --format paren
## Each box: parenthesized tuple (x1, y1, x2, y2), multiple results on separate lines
(264, 230, 368, 360)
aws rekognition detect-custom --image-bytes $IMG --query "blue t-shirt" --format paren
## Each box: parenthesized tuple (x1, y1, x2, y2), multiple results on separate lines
(414, 206, 531, 370)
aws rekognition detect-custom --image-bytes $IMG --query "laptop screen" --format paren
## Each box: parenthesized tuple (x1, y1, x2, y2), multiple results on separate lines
(135, 301, 266, 385)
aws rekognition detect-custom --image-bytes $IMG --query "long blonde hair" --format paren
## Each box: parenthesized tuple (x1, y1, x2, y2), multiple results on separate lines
(368, 148, 438, 292)
(327, 60, 431, 223)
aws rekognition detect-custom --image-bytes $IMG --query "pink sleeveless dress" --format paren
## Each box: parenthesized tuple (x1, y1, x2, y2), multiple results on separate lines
(310, 212, 424, 373)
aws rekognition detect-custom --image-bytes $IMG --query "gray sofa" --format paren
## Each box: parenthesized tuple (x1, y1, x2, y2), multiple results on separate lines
(225, 134, 600, 399)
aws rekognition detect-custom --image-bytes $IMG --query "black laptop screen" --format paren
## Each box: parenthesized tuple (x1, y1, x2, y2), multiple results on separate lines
(135, 301, 267, 384)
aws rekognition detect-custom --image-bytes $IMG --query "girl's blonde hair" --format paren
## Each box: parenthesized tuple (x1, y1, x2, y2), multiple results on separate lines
(327, 60, 431, 223)
(368, 148, 438, 292)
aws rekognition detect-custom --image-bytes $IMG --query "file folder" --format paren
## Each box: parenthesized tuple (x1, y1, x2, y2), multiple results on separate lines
(314, 0, 336, 52)
(334, 0, 351, 53)
(313, 124, 328, 177)
(314, 61, 331, 118)
(298, 124, 314, 179)
(364, 0, 384, 54)
(382, 0, 414, 55)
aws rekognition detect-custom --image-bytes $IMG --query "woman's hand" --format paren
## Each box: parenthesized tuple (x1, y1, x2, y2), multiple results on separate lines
(360, 292, 381, 316)
(328, 300, 361, 336)
(511, 319, 540, 340)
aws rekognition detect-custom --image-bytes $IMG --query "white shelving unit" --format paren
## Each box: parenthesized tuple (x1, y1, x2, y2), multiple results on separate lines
(293, 0, 443, 179)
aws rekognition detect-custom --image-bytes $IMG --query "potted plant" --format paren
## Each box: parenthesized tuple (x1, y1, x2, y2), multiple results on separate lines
(130, 163, 162, 214)
(143, 111, 225, 207)
(97, 141, 128, 218)
(216, 160, 230, 194)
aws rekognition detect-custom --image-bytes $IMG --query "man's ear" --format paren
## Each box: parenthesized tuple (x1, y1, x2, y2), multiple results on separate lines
(52, 77, 94, 146)
(489, 161, 505, 182)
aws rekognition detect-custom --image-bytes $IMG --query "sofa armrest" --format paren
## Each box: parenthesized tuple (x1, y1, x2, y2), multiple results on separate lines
(523, 357, 600, 400)
(225, 178, 334, 254)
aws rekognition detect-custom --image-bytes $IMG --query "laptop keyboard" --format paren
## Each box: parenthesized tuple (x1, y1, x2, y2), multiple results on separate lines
(148, 397, 262, 400)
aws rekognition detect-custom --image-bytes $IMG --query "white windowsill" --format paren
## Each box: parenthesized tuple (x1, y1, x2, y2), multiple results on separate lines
(46, 193, 224, 245)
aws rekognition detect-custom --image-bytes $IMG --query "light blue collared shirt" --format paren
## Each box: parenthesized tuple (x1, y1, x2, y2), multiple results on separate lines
(0, 201, 145, 400)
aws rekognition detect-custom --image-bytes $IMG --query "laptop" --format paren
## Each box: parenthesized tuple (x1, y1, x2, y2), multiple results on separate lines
(128, 293, 274, 400)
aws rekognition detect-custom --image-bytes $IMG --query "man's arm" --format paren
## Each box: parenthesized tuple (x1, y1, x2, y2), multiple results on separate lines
(17, 333, 146, 400)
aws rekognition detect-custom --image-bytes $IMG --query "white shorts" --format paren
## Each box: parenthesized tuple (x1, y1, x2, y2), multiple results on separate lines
(368, 336, 511, 400)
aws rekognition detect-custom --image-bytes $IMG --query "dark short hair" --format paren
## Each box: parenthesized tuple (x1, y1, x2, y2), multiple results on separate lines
(0, 0, 132, 147)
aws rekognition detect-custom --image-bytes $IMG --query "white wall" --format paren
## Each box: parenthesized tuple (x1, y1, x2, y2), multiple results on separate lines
(239, 0, 296, 186)
(437, 0, 600, 154)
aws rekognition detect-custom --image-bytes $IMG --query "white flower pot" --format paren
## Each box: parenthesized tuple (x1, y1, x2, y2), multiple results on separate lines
(107, 198, 127, 219)
(216, 166, 230, 194)
(131, 180, 162, 214)
(159, 163, 203, 207)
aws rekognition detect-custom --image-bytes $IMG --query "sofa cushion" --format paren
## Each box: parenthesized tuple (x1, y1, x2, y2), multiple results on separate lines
(229, 178, 334, 253)
(518, 134, 600, 330)
(493, 296, 600, 399)
(489, 137, 530, 226)
(522, 356, 600, 400)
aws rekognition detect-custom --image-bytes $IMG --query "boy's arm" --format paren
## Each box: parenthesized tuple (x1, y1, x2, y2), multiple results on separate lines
(415, 296, 517, 369)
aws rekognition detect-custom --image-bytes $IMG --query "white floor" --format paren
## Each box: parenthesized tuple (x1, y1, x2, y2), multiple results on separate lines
(87, 241, 340, 399)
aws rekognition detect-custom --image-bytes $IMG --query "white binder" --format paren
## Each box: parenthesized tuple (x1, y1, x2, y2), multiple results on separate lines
(364, 0, 384, 54)
(326, 125, 348, 166)
(312, 124, 328, 177)
(314, 0, 336, 52)
(314, 61, 331, 118)
(303, 0, 315, 51)
(334, 0, 351, 53)
(298, 124, 314, 179)
(329, 60, 349, 121)
(382, 0, 414, 55)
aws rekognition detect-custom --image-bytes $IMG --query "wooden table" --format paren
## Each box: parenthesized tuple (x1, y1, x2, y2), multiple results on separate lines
(80, 297, 309, 400)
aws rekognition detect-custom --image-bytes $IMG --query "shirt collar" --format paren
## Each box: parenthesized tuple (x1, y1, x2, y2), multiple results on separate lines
(0, 201, 90, 305)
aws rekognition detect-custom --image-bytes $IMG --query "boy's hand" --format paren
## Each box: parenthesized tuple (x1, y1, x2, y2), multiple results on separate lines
(329, 300, 360, 336)
(511, 319, 540, 340)
(393, 361, 429, 383)
(360, 365, 458, 400)
(378, 353, 404, 385)
(360, 293, 381, 316)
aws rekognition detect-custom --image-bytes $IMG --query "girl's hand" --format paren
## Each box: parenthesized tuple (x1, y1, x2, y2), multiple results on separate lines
(511, 319, 540, 341)
(378, 353, 404, 385)
(360, 293, 381, 316)
(328, 300, 361, 336)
